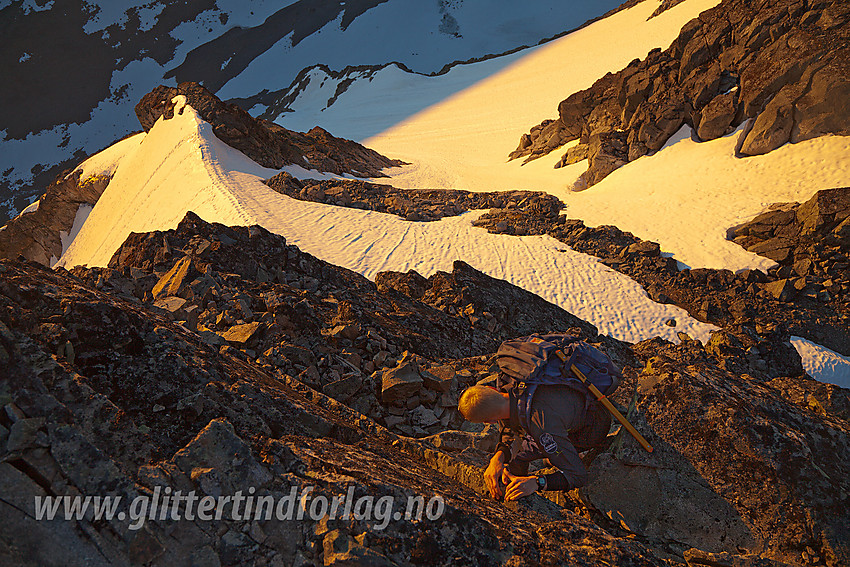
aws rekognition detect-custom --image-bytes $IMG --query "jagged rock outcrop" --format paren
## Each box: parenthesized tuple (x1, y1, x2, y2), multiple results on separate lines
(1, 212, 847, 566)
(649, 0, 690, 19)
(265, 172, 562, 223)
(730, 188, 850, 305)
(136, 82, 404, 177)
(510, 0, 850, 187)
(0, 170, 110, 266)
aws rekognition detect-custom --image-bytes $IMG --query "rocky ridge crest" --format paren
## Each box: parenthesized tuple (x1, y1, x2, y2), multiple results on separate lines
(135, 82, 404, 178)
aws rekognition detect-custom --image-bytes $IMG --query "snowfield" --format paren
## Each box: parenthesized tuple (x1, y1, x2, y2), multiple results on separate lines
(791, 337, 850, 389)
(70, 132, 145, 182)
(215, 0, 627, 102)
(1, 0, 624, 212)
(58, 98, 718, 346)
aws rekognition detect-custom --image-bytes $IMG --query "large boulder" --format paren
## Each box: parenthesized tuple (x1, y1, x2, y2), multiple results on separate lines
(217, 321, 262, 347)
(151, 256, 197, 299)
(380, 353, 424, 403)
(697, 90, 738, 141)
(740, 85, 797, 156)
(172, 418, 273, 495)
(796, 187, 850, 236)
(791, 62, 850, 144)
(584, 131, 630, 187)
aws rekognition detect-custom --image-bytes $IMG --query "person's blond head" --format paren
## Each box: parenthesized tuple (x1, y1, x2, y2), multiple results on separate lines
(458, 385, 504, 422)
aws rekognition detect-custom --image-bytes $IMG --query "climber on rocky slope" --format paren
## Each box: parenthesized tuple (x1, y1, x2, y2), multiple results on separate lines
(460, 382, 610, 500)
(459, 334, 618, 501)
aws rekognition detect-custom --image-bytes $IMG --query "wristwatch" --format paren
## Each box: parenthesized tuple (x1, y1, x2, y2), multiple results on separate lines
(535, 475, 547, 492)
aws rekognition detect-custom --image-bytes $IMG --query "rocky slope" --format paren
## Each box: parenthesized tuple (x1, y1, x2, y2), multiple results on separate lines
(1, 212, 848, 566)
(0, 83, 402, 268)
(510, 0, 850, 188)
(730, 187, 850, 292)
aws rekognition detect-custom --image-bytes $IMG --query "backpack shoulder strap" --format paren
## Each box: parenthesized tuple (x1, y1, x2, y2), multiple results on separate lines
(516, 382, 538, 434)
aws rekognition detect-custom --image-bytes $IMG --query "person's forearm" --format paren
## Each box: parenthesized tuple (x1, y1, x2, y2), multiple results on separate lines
(543, 453, 588, 491)
(493, 444, 511, 463)
(541, 439, 588, 491)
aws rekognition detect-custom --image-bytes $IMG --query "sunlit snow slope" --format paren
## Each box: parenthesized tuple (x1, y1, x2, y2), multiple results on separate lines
(277, 0, 850, 273)
(48, 0, 850, 380)
(58, 99, 717, 346)
(1, 0, 623, 220)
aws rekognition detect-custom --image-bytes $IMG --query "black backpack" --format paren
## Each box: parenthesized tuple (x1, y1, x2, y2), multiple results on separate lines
(496, 334, 621, 433)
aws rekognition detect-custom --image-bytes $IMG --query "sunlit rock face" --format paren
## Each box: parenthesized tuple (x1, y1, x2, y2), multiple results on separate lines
(511, 0, 850, 187)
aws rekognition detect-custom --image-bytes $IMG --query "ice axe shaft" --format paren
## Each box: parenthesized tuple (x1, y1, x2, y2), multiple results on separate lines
(554, 350, 654, 453)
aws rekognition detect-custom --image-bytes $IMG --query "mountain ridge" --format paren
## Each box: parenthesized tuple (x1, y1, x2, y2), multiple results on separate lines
(0, 0, 626, 223)
(1, 210, 848, 565)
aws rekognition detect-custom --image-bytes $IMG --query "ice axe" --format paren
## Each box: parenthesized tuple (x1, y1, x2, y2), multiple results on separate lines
(553, 349, 654, 453)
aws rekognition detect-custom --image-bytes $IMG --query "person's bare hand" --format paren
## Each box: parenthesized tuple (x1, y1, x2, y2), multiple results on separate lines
(484, 455, 506, 499)
(503, 470, 538, 501)
(501, 467, 512, 486)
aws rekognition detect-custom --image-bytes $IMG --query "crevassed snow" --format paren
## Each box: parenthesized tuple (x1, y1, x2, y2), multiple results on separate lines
(276, 0, 850, 273)
(791, 337, 850, 389)
(58, 103, 718, 345)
